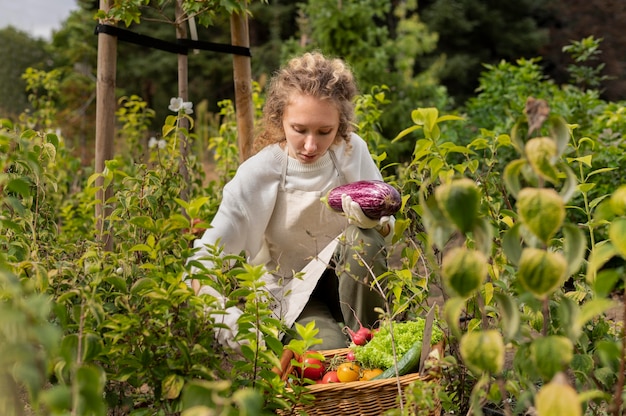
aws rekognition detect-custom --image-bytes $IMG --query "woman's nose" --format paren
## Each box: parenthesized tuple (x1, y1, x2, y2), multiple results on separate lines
(303, 136, 317, 153)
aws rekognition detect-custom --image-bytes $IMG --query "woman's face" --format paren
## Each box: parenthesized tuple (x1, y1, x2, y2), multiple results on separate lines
(282, 93, 340, 164)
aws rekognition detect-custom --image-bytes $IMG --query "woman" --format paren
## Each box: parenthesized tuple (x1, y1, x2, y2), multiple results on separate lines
(187, 52, 393, 351)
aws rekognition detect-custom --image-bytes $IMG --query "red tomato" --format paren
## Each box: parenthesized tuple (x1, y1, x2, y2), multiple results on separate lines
(298, 351, 325, 380)
(321, 371, 340, 383)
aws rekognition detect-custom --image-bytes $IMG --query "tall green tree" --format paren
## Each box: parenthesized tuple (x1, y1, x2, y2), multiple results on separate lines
(419, 0, 549, 106)
(0, 27, 52, 119)
(540, 0, 626, 101)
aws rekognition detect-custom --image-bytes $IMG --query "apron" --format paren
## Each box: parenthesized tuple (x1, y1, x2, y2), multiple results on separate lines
(261, 147, 347, 331)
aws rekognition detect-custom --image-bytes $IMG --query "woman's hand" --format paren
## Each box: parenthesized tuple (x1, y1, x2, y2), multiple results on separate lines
(191, 279, 201, 295)
(341, 194, 391, 234)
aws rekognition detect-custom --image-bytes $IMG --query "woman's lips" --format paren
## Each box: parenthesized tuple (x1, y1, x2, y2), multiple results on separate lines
(299, 153, 317, 162)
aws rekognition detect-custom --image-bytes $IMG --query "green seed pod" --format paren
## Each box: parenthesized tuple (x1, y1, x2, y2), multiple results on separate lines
(525, 137, 559, 183)
(530, 335, 573, 381)
(517, 248, 567, 299)
(535, 373, 582, 416)
(435, 178, 481, 234)
(517, 187, 565, 244)
(609, 185, 626, 216)
(442, 247, 488, 299)
(460, 330, 505, 375)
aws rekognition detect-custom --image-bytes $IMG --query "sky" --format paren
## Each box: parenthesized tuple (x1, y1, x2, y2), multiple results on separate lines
(1, 0, 80, 40)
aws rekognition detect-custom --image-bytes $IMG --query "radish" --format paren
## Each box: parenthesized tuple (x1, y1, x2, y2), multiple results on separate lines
(342, 303, 373, 346)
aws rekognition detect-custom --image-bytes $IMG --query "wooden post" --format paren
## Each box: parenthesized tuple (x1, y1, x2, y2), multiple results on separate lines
(175, 0, 190, 204)
(95, 0, 117, 250)
(230, 5, 254, 162)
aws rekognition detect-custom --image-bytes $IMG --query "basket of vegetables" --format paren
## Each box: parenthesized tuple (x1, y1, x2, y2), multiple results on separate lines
(274, 318, 445, 416)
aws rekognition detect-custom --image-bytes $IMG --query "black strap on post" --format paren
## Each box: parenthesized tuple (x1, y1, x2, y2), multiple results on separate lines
(94, 23, 251, 57)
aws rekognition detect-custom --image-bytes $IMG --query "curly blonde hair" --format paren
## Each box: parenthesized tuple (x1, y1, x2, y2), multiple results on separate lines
(253, 52, 358, 153)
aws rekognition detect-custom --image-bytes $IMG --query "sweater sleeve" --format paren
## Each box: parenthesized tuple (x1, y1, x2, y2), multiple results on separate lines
(188, 151, 281, 273)
(184, 150, 280, 351)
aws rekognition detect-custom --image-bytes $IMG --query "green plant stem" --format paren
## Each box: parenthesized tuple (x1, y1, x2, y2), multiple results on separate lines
(71, 301, 86, 416)
(541, 298, 549, 336)
(496, 376, 513, 416)
(355, 249, 406, 413)
(610, 287, 626, 416)
(476, 292, 488, 330)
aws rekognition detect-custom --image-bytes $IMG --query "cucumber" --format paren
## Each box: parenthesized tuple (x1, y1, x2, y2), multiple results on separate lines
(372, 339, 422, 380)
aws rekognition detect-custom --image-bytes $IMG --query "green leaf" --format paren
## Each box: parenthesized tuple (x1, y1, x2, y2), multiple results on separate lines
(75, 365, 106, 416)
(549, 115, 571, 157)
(558, 163, 579, 204)
(443, 297, 466, 339)
(575, 298, 617, 332)
(82, 333, 104, 362)
(587, 167, 617, 178)
(593, 269, 622, 298)
(472, 217, 493, 256)
(566, 154, 592, 167)
(130, 244, 153, 253)
(186, 196, 211, 219)
(577, 183, 595, 193)
(503, 159, 526, 198)
(586, 241, 618, 284)
(562, 223, 587, 276)
(494, 293, 520, 341)
(502, 223, 523, 266)
(391, 124, 422, 142)
(420, 192, 457, 250)
(103, 275, 127, 292)
(510, 118, 526, 153)
(609, 217, 626, 258)
(517, 188, 565, 244)
(232, 388, 264, 415)
(129, 216, 156, 232)
(162, 123, 176, 138)
(162, 374, 185, 400)
(525, 137, 559, 184)
(40, 385, 72, 413)
(6, 177, 31, 197)
(130, 278, 158, 295)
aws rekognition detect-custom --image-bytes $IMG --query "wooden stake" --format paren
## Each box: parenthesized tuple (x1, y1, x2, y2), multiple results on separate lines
(230, 4, 254, 162)
(175, 0, 190, 205)
(95, 0, 117, 250)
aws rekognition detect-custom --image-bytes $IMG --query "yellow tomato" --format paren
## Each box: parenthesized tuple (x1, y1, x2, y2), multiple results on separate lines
(359, 368, 383, 381)
(336, 362, 361, 382)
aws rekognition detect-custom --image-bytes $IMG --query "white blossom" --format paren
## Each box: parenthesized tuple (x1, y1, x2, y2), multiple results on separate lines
(168, 97, 193, 114)
(181, 101, 193, 114)
(148, 136, 166, 150)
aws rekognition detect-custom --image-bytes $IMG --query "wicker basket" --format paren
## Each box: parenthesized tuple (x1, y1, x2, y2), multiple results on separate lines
(273, 346, 443, 416)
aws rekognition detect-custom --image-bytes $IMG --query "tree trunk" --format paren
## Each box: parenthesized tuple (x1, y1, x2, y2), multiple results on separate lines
(95, 0, 117, 251)
(230, 4, 254, 162)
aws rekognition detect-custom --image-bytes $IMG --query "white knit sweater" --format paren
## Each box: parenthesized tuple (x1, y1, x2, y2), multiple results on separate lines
(190, 133, 383, 269)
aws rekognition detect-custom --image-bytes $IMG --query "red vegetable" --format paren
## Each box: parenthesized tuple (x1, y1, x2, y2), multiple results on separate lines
(321, 371, 340, 383)
(322, 180, 401, 219)
(343, 304, 373, 346)
(298, 351, 326, 380)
